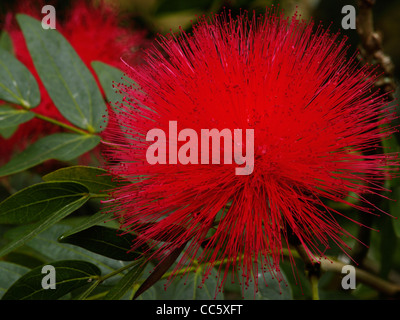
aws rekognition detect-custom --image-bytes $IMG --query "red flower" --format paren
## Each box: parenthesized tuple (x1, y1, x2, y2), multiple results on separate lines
(103, 9, 398, 294)
(0, 0, 145, 162)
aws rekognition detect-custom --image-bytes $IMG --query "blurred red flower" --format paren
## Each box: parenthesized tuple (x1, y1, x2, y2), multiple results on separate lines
(0, 0, 145, 163)
(103, 9, 398, 294)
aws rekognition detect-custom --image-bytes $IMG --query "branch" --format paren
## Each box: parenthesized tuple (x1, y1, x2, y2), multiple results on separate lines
(294, 243, 321, 300)
(291, 245, 400, 297)
(351, 0, 397, 265)
(318, 257, 400, 297)
(356, 0, 396, 99)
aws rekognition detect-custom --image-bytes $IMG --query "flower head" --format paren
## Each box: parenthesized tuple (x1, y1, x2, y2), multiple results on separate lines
(103, 9, 398, 294)
(0, 0, 145, 161)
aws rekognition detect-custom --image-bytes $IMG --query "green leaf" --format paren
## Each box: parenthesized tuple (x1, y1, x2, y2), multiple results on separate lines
(0, 47, 40, 108)
(243, 268, 292, 300)
(0, 124, 18, 139)
(1, 260, 101, 300)
(136, 262, 223, 300)
(17, 14, 107, 132)
(167, 267, 222, 300)
(104, 260, 147, 300)
(43, 165, 116, 194)
(23, 224, 130, 275)
(59, 226, 146, 261)
(75, 279, 101, 300)
(0, 30, 13, 53)
(280, 261, 311, 300)
(0, 261, 30, 299)
(0, 133, 100, 177)
(0, 194, 89, 257)
(0, 105, 34, 128)
(0, 181, 89, 224)
(92, 61, 125, 105)
(133, 242, 187, 299)
(59, 210, 113, 239)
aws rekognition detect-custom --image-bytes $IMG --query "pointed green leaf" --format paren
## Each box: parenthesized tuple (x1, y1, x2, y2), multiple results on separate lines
(0, 262, 30, 299)
(0, 181, 89, 224)
(133, 242, 187, 299)
(0, 124, 18, 139)
(59, 210, 113, 239)
(136, 255, 223, 300)
(0, 195, 89, 258)
(0, 105, 34, 128)
(43, 165, 116, 194)
(0, 30, 13, 53)
(0, 133, 100, 177)
(22, 224, 130, 275)
(1, 260, 101, 300)
(104, 260, 147, 300)
(75, 279, 101, 300)
(17, 14, 107, 132)
(59, 226, 147, 261)
(0, 47, 40, 108)
(92, 61, 125, 105)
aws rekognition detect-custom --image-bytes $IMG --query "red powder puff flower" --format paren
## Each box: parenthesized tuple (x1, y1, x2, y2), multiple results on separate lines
(0, 0, 145, 163)
(102, 9, 398, 295)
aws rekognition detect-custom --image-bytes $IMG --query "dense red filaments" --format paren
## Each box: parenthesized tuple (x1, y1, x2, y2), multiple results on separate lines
(103, 10, 398, 293)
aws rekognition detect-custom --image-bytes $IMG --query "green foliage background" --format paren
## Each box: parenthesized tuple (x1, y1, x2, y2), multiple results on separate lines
(0, 0, 399, 301)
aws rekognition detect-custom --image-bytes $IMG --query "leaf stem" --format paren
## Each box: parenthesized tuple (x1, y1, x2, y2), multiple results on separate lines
(293, 242, 322, 300)
(76, 278, 101, 300)
(89, 193, 109, 199)
(100, 260, 142, 283)
(32, 112, 89, 135)
(310, 275, 320, 300)
(80, 260, 143, 300)
(317, 256, 400, 297)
